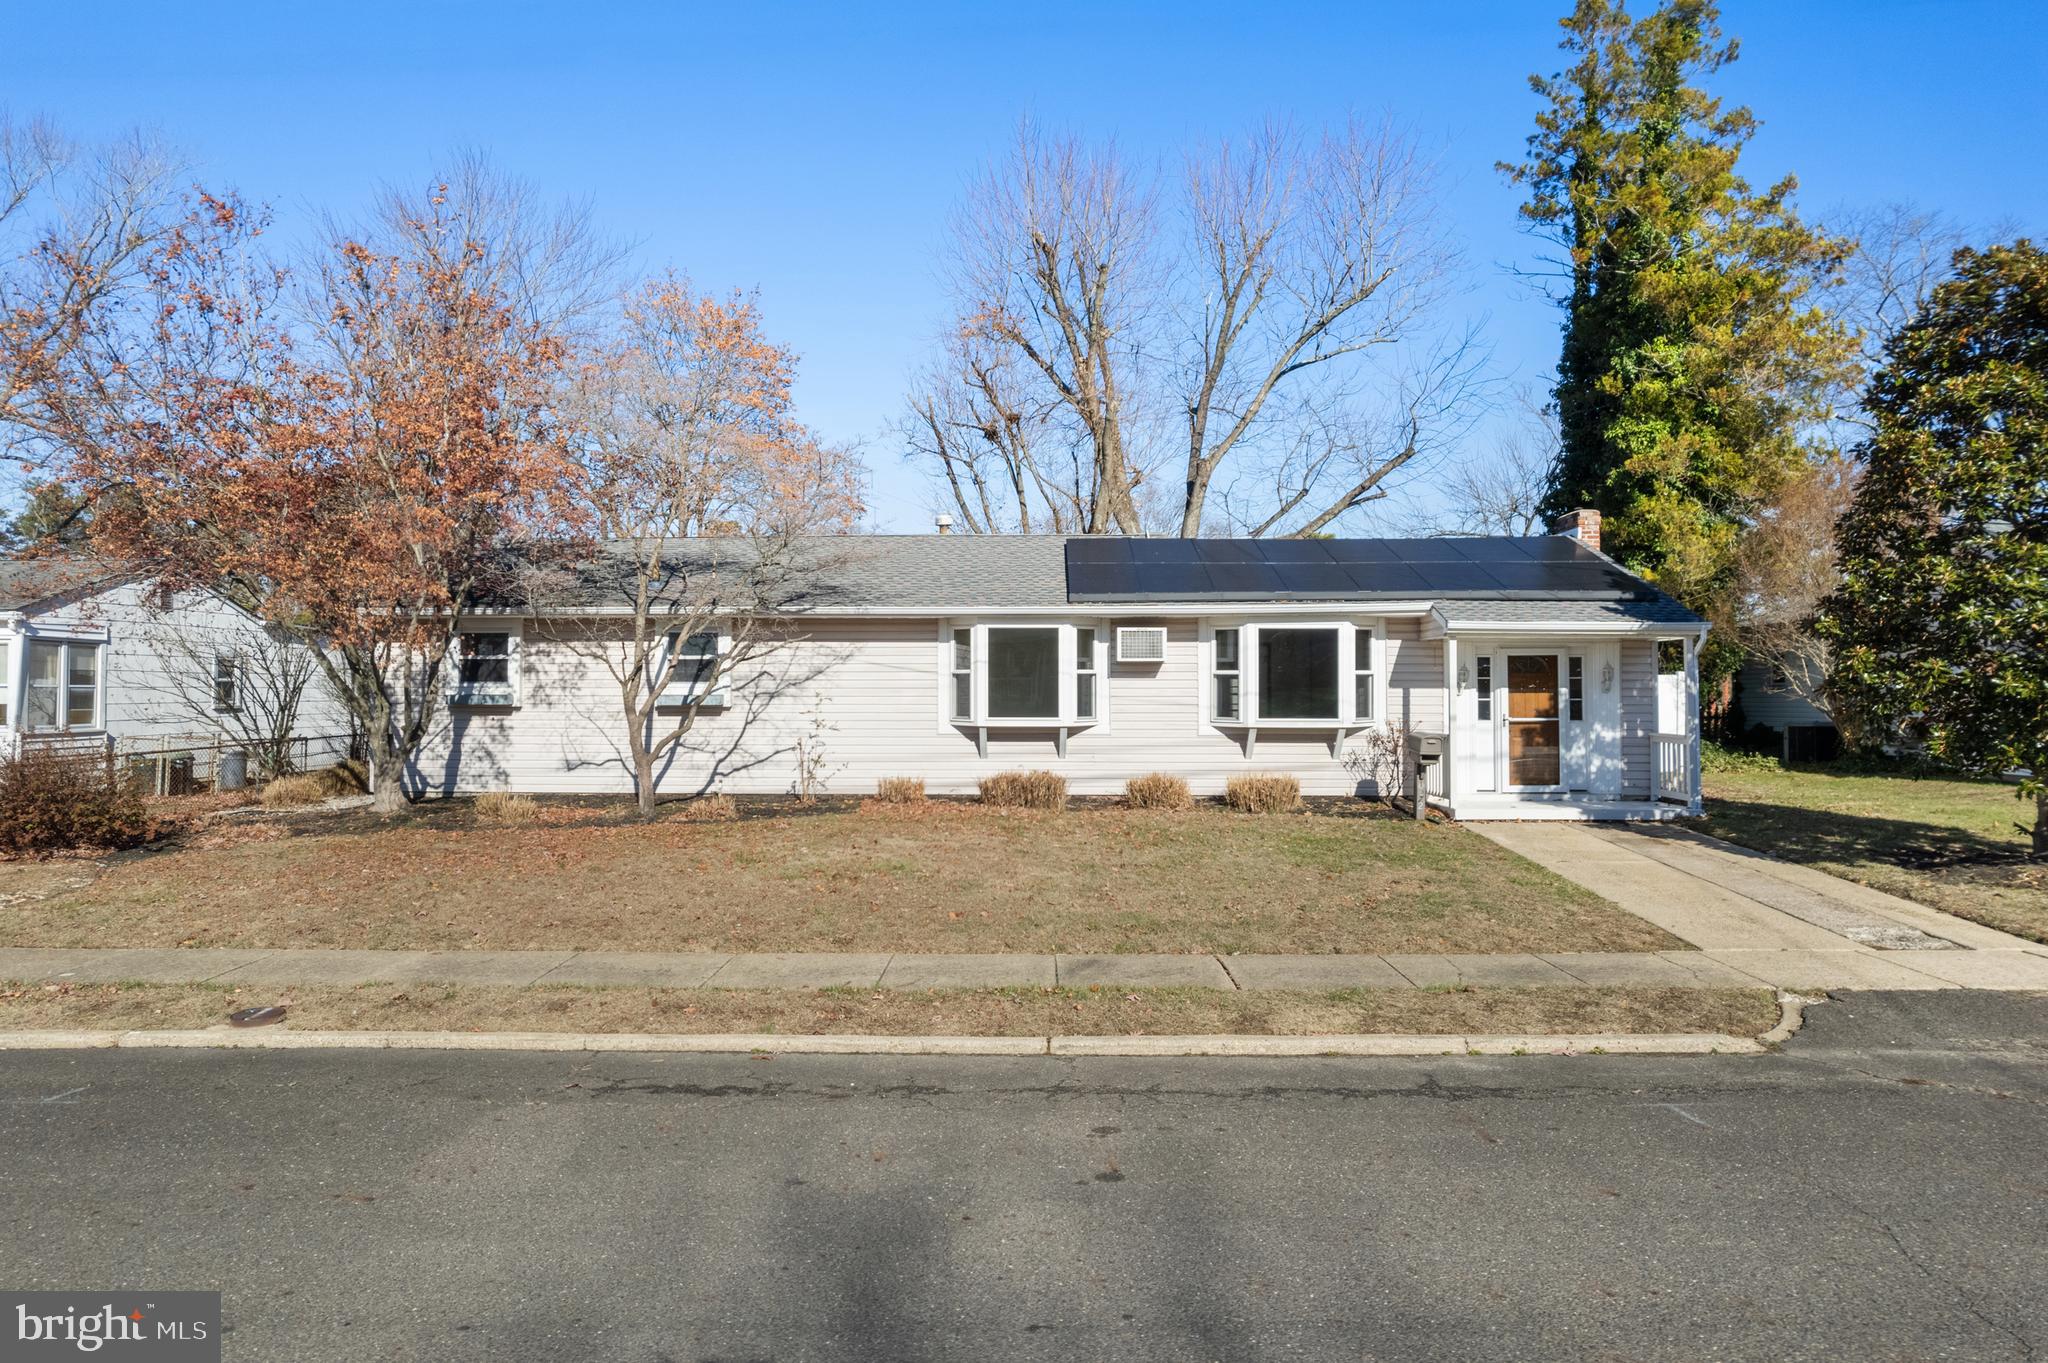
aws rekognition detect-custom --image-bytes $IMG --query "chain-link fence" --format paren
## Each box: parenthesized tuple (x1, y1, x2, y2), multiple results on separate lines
(15, 732, 361, 797)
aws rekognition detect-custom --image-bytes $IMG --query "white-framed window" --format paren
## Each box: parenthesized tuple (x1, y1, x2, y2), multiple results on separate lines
(950, 628, 972, 722)
(1212, 627, 1242, 722)
(1204, 620, 1381, 728)
(942, 621, 1104, 728)
(658, 629, 728, 708)
(1475, 654, 1493, 721)
(1567, 655, 1585, 722)
(1075, 627, 1098, 721)
(214, 653, 239, 713)
(451, 629, 517, 706)
(25, 638, 101, 731)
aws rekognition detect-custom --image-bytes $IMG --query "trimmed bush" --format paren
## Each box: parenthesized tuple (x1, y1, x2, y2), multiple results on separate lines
(1225, 773, 1300, 814)
(0, 746, 150, 855)
(1124, 773, 1192, 810)
(979, 769, 1067, 811)
(875, 777, 927, 804)
(474, 791, 539, 826)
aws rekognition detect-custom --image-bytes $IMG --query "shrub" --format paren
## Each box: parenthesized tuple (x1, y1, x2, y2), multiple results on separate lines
(1225, 773, 1300, 814)
(875, 776, 927, 804)
(678, 793, 737, 821)
(979, 769, 1067, 811)
(0, 746, 150, 855)
(474, 791, 539, 826)
(1125, 773, 1192, 810)
(260, 773, 329, 809)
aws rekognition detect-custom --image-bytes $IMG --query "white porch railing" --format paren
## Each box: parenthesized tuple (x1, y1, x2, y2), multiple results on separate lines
(1651, 732, 1691, 803)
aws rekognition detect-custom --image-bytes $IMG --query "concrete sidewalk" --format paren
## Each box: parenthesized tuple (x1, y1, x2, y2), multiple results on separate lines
(6, 941, 2047, 993)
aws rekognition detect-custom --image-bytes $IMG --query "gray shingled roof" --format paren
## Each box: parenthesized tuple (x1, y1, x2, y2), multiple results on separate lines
(0, 558, 126, 612)
(1433, 595, 1704, 626)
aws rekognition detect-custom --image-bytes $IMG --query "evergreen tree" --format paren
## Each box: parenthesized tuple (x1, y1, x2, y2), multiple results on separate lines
(1822, 242, 2048, 854)
(1505, 0, 1856, 610)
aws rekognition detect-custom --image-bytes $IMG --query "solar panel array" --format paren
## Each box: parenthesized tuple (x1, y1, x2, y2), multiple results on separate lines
(1063, 537, 1649, 601)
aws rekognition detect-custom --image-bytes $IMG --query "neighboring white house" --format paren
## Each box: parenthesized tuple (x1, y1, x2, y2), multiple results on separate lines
(0, 560, 353, 786)
(411, 510, 1710, 821)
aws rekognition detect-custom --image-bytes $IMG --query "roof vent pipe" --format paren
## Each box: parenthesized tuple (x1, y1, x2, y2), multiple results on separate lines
(934, 513, 954, 535)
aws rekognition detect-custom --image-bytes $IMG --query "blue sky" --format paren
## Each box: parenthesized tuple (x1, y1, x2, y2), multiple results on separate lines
(6, 1, 2042, 529)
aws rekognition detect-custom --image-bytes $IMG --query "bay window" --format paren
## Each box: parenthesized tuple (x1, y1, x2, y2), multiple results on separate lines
(1205, 621, 1381, 729)
(25, 638, 101, 730)
(944, 622, 1104, 729)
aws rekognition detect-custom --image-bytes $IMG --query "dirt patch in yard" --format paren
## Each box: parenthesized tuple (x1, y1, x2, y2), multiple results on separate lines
(0, 802, 1678, 956)
(0, 979, 1778, 1039)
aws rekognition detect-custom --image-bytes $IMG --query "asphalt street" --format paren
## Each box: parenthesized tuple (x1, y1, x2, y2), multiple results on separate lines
(4, 991, 2045, 1362)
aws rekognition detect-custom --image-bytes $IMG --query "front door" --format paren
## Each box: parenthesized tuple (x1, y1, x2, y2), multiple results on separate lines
(1504, 654, 1563, 791)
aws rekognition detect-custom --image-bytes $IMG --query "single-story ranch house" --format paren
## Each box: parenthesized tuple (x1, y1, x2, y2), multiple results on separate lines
(418, 509, 1708, 821)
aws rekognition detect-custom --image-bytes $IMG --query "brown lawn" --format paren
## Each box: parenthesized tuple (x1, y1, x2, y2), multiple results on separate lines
(0, 979, 1776, 1039)
(0, 800, 1676, 956)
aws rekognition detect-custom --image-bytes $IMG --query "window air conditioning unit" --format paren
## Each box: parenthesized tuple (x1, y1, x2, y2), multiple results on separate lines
(1115, 626, 1167, 664)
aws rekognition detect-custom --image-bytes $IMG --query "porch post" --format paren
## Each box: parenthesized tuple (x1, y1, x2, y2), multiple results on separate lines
(1683, 633, 1702, 813)
(1440, 634, 1458, 812)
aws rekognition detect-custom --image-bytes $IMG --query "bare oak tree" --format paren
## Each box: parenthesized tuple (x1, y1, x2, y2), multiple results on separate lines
(908, 119, 1470, 537)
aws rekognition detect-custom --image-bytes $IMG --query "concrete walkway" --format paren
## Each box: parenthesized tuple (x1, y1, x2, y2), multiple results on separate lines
(6, 937, 2048, 993)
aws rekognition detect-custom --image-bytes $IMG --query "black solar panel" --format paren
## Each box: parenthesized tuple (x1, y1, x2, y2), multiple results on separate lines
(1063, 535, 1652, 602)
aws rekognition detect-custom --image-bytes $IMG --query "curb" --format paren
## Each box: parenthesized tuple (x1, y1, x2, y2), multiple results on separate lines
(1757, 989, 1816, 1046)
(0, 1028, 1767, 1057)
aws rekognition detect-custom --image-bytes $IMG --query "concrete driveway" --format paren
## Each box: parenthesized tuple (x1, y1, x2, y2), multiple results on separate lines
(1474, 822, 2048, 991)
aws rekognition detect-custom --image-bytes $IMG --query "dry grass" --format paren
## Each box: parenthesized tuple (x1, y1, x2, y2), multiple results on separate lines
(1125, 773, 1192, 810)
(979, 769, 1067, 811)
(874, 777, 927, 804)
(0, 803, 1677, 956)
(1226, 773, 1301, 814)
(473, 792, 539, 827)
(259, 761, 367, 810)
(677, 793, 737, 822)
(0, 979, 1780, 1039)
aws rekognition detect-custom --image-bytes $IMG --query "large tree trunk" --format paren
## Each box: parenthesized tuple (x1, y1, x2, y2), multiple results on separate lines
(633, 742, 658, 817)
(367, 727, 409, 814)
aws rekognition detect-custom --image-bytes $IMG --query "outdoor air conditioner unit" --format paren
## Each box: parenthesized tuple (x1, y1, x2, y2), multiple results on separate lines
(1115, 626, 1167, 664)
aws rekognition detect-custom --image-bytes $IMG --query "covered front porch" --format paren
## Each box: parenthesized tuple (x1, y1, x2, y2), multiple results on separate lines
(1413, 609, 1706, 823)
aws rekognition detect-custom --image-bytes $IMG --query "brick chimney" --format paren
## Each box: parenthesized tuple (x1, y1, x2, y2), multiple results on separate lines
(1551, 508, 1601, 552)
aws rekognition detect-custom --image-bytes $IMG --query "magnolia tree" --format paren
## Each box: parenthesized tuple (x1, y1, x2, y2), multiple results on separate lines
(45, 173, 592, 812)
(1822, 242, 2048, 852)
(533, 277, 863, 814)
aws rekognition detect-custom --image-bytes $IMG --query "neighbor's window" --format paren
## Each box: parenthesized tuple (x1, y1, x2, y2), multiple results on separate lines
(1475, 655, 1492, 721)
(25, 639, 99, 730)
(214, 653, 239, 712)
(1567, 656, 1584, 722)
(1075, 628, 1097, 721)
(1212, 627, 1241, 722)
(659, 631, 724, 706)
(1353, 627, 1374, 722)
(987, 626, 1059, 720)
(1257, 627, 1339, 721)
(950, 628, 972, 721)
(454, 631, 514, 705)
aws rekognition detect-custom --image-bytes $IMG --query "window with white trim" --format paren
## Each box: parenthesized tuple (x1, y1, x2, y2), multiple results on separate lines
(1475, 655, 1492, 720)
(944, 622, 1101, 727)
(1352, 627, 1374, 721)
(1567, 655, 1584, 721)
(658, 630, 727, 707)
(950, 628, 972, 722)
(1258, 627, 1339, 720)
(25, 639, 100, 730)
(1212, 627, 1241, 721)
(214, 653, 239, 712)
(452, 631, 516, 706)
(1075, 627, 1098, 721)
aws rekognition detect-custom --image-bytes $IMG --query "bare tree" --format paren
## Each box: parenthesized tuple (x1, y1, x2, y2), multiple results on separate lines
(1428, 393, 1554, 537)
(910, 118, 1470, 537)
(138, 616, 322, 781)
(1726, 454, 1857, 719)
(0, 112, 181, 479)
(539, 276, 864, 814)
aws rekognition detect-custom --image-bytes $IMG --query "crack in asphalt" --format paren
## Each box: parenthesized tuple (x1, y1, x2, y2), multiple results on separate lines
(1829, 1189, 2039, 1361)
